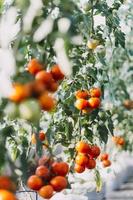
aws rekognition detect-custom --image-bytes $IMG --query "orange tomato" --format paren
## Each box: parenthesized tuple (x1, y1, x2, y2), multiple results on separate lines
(39, 131, 46, 141)
(38, 185, 54, 199)
(75, 99, 89, 110)
(102, 160, 111, 168)
(75, 154, 89, 166)
(100, 153, 109, 161)
(74, 164, 85, 173)
(50, 176, 67, 192)
(0, 176, 16, 192)
(88, 97, 101, 109)
(9, 83, 29, 103)
(27, 58, 43, 75)
(112, 136, 119, 143)
(47, 81, 59, 92)
(75, 90, 89, 100)
(76, 141, 91, 154)
(27, 175, 43, 190)
(0, 190, 17, 200)
(89, 88, 102, 98)
(32, 80, 46, 97)
(35, 166, 50, 179)
(35, 71, 54, 86)
(118, 137, 125, 146)
(51, 162, 69, 176)
(39, 92, 56, 111)
(86, 159, 96, 169)
(51, 65, 64, 81)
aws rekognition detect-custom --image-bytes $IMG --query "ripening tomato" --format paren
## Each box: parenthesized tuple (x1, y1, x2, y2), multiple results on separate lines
(75, 90, 89, 100)
(102, 160, 111, 168)
(9, 83, 29, 103)
(74, 164, 85, 173)
(117, 137, 125, 146)
(90, 145, 101, 158)
(39, 131, 46, 141)
(27, 59, 43, 75)
(0, 190, 17, 200)
(75, 99, 89, 110)
(100, 153, 109, 161)
(32, 80, 46, 97)
(47, 81, 59, 92)
(27, 175, 43, 190)
(51, 162, 69, 176)
(39, 92, 56, 111)
(76, 141, 91, 154)
(51, 64, 65, 81)
(75, 154, 89, 166)
(88, 97, 101, 109)
(38, 185, 54, 199)
(112, 136, 119, 143)
(35, 71, 54, 87)
(35, 166, 50, 179)
(89, 88, 102, 98)
(50, 176, 67, 192)
(0, 176, 16, 192)
(86, 159, 96, 169)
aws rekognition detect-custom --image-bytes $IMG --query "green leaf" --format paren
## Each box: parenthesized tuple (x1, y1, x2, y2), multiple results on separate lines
(98, 125, 108, 143)
(114, 29, 125, 48)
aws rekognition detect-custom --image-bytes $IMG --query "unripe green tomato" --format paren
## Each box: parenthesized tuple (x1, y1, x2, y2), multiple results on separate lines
(19, 99, 41, 123)
(4, 102, 19, 120)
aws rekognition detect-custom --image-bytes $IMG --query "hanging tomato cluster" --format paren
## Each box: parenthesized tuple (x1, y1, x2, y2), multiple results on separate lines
(74, 141, 101, 173)
(100, 153, 111, 168)
(7, 59, 65, 122)
(112, 136, 125, 147)
(27, 155, 69, 199)
(75, 88, 102, 113)
(0, 176, 17, 200)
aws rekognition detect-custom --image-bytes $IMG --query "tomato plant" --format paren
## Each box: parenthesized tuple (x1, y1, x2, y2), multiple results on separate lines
(0, 0, 132, 199)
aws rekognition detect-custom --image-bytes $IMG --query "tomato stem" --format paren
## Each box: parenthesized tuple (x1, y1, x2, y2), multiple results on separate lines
(90, 0, 95, 35)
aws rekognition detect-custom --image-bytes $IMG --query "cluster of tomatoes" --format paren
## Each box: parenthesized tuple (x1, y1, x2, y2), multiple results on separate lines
(0, 176, 17, 200)
(75, 88, 102, 113)
(100, 153, 111, 168)
(7, 59, 65, 122)
(74, 141, 101, 173)
(112, 136, 125, 147)
(27, 156, 69, 199)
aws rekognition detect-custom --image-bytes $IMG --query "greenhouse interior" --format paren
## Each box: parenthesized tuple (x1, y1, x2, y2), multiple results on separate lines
(0, 0, 133, 199)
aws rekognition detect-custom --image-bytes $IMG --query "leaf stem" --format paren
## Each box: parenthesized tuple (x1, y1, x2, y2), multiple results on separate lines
(90, 0, 95, 36)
